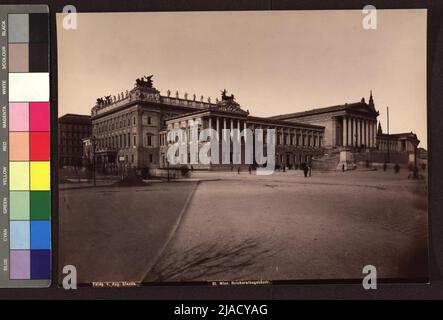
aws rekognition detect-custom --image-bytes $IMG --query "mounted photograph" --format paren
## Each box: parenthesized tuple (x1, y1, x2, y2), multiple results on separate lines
(56, 9, 428, 285)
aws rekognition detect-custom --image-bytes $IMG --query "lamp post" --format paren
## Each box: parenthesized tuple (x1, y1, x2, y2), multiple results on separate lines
(413, 138, 419, 179)
(167, 159, 170, 182)
(92, 135, 97, 186)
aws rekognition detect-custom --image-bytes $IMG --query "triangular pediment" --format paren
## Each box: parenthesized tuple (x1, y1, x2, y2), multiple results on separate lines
(348, 102, 377, 114)
(213, 101, 249, 115)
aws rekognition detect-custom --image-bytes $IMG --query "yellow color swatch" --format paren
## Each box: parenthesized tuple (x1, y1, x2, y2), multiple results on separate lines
(30, 161, 50, 190)
(10, 161, 29, 190)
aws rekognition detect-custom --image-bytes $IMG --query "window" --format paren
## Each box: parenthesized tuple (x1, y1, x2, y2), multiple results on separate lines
(133, 135, 136, 146)
(149, 154, 153, 163)
(133, 117, 136, 125)
(147, 134, 152, 146)
(148, 117, 152, 125)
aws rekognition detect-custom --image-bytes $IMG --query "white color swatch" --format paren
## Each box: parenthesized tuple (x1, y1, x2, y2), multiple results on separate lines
(8, 73, 49, 102)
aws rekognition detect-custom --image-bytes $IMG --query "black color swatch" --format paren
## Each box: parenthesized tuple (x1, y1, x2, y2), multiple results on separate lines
(29, 13, 48, 43)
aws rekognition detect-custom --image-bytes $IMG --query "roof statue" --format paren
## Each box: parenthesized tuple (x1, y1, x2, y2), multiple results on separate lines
(135, 75, 154, 88)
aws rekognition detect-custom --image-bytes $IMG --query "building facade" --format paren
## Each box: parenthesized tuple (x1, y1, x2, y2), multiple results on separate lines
(161, 95, 325, 170)
(90, 78, 218, 173)
(83, 77, 421, 173)
(271, 92, 379, 149)
(58, 114, 92, 167)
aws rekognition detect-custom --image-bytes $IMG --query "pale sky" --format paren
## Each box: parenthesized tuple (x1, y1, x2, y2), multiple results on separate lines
(57, 10, 427, 147)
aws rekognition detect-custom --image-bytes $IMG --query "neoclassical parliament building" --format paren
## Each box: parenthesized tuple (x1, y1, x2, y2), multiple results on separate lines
(75, 76, 421, 173)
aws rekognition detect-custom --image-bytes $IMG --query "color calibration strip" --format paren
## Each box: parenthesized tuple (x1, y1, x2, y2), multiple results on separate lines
(0, 5, 50, 288)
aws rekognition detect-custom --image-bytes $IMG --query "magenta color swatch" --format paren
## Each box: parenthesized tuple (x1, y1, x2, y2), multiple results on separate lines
(10, 250, 31, 279)
(9, 103, 29, 131)
(29, 102, 50, 131)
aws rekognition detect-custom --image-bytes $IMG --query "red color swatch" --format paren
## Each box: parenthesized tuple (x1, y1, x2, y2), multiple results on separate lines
(30, 132, 50, 161)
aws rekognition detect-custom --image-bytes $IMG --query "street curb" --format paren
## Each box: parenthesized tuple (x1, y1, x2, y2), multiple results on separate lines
(140, 180, 200, 282)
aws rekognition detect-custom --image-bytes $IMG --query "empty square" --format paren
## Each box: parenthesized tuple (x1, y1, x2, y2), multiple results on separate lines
(29, 43, 49, 72)
(30, 161, 50, 190)
(10, 221, 30, 250)
(10, 191, 30, 220)
(8, 43, 29, 72)
(30, 132, 50, 161)
(9, 132, 29, 161)
(31, 250, 51, 279)
(30, 191, 51, 220)
(8, 14, 29, 43)
(10, 250, 30, 280)
(31, 220, 51, 249)
(9, 103, 29, 131)
(10, 161, 30, 191)
(30, 102, 50, 131)
(29, 13, 49, 43)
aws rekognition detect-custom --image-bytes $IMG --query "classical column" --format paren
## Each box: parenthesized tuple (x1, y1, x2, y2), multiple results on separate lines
(208, 116, 212, 138)
(362, 120, 366, 147)
(373, 121, 377, 148)
(360, 119, 364, 146)
(230, 119, 234, 138)
(223, 118, 228, 163)
(368, 121, 371, 147)
(216, 117, 220, 164)
(343, 116, 348, 147)
(354, 118, 360, 147)
(237, 119, 241, 142)
(244, 121, 247, 143)
(349, 117, 355, 147)
(366, 120, 371, 148)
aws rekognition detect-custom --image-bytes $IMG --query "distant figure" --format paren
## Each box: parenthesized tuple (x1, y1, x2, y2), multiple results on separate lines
(237, 166, 241, 174)
(408, 163, 414, 179)
(283, 165, 286, 172)
(394, 163, 400, 174)
(190, 165, 194, 172)
(413, 166, 419, 179)
(303, 165, 308, 178)
(230, 164, 234, 172)
(383, 163, 387, 171)
(308, 165, 312, 177)
(342, 164, 345, 172)
(248, 165, 252, 174)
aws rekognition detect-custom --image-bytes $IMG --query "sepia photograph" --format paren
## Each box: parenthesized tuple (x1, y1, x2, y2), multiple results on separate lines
(56, 9, 428, 285)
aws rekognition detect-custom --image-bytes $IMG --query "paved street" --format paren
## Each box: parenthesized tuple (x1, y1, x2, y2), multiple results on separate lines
(144, 169, 428, 282)
(59, 181, 198, 284)
(59, 169, 428, 284)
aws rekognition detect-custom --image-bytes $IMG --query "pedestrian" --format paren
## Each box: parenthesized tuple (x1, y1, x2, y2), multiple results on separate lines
(248, 165, 252, 174)
(342, 164, 345, 172)
(394, 163, 400, 174)
(383, 163, 387, 171)
(308, 165, 312, 177)
(237, 166, 241, 174)
(407, 163, 414, 179)
(303, 165, 308, 178)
